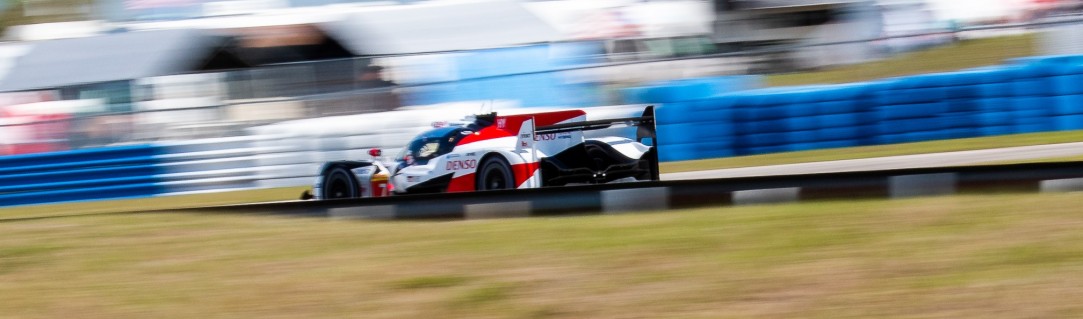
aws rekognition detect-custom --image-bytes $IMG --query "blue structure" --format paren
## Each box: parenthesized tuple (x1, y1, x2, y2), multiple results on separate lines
(0, 145, 166, 207)
(635, 55, 1083, 162)
(404, 42, 604, 108)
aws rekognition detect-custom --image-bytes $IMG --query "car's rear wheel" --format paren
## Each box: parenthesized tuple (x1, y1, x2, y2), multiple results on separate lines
(321, 166, 359, 199)
(477, 156, 514, 191)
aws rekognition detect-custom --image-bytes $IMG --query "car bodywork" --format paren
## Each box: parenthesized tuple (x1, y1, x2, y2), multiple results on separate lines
(307, 106, 658, 200)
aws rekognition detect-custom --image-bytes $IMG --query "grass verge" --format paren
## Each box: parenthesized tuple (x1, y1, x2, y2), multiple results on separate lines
(3, 193, 1083, 318)
(766, 34, 1037, 87)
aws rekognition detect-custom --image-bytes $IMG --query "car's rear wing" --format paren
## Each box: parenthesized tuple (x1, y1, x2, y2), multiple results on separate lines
(534, 105, 657, 145)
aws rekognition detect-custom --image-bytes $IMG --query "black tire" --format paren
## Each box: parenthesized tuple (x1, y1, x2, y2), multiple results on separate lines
(476, 156, 515, 191)
(321, 166, 360, 199)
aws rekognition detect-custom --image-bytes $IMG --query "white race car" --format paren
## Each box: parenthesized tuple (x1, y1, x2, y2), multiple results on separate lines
(304, 106, 658, 199)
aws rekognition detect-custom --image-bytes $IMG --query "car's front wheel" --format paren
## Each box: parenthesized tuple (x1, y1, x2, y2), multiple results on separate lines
(476, 156, 514, 191)
(321, 166, 359, 199)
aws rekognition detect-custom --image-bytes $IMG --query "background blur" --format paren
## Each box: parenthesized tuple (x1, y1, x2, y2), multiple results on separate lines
(2, 0, 1083, 203)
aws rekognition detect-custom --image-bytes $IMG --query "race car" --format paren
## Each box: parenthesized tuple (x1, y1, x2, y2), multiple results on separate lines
(304, 106, 658, 200)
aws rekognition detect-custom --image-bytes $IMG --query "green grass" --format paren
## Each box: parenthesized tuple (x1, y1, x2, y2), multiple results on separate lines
(661, 130, 1083, 173)
(766, 34, 1038, 87)
(3, 193, 1083, 318)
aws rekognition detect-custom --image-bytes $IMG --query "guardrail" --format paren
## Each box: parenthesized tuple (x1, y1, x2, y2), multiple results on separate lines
(187, 161, 1083, 219)
(0, 144, 165, 206)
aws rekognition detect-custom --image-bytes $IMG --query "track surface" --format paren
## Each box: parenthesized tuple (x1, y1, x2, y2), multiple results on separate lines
(663, 142, 1083, 180)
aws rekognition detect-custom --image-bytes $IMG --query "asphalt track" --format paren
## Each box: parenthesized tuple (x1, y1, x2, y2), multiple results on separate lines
(662, 142, 1083, 180)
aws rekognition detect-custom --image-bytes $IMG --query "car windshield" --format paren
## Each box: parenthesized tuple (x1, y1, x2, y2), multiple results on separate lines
(398, 127, 467, 166)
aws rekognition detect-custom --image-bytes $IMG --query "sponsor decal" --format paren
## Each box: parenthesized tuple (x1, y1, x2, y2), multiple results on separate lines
(465, 152, 476, 156)
(407, 176, 420, 182)
(445, 159, 478, 171)
(534, 132, 572, 141)
(446, 154, 461, 158)
(521, 141, 528, 147)
(497, 118, 507, 129)
(520, 133, 531, 138)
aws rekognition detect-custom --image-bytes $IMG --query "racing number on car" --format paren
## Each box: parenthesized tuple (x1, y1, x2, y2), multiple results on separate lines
(446, 159, 478, 171)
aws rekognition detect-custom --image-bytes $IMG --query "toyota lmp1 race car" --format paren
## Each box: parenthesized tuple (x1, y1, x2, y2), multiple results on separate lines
(303, 106, 658, 200)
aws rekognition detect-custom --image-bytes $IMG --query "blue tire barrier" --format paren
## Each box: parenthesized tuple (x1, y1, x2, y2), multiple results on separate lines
(657, 102, 705, 124)
(786, 130, 820, 144)
(784, 116, 820, 131)
(658, 123, 717, 145)
(783, 103, 819, 118)
(743, 145, 790, 155)
(978, 125, 1015, 137)
(1052, 74, 1083, 96)
(977, 98, 1012, 112)
(1052, 115, 1083, 131)
(813, 140, 858, 150)
(817, 100, 860, 115)
(786, 142, 820, 152)
(744, 132, 789, 147)
(1011, 78, 1054, 97)
(978, 82, 1015, 98)
(658, 143, 701, 162)
(1014, 123, 1055, 134)
(697, 108, 734, 123)
(945, 99, 980, 113)
(695, 141, 737, 159)
(940, 128, 979, 140)
(1054, 95, 1083, 115)
(658, 101, 735, 124)
(944, 85, 982, 100)
(878, 103, 948, 120)
(878, 118, 946, 135)
(739, 119, 789, 134)
(1011, 96, 1055, 113)
(1055, 114, 1083, 131)
(817, 127, 861, 141)
(817, 113, 860, 127)
(938, 112, 981, 128)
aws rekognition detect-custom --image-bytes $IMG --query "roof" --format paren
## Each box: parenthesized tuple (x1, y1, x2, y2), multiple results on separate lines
(0, 29, 240, 92)
(321, 1, 563, 56)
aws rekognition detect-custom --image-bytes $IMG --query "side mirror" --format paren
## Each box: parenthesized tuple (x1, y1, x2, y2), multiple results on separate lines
(368, 148, 382, 157)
